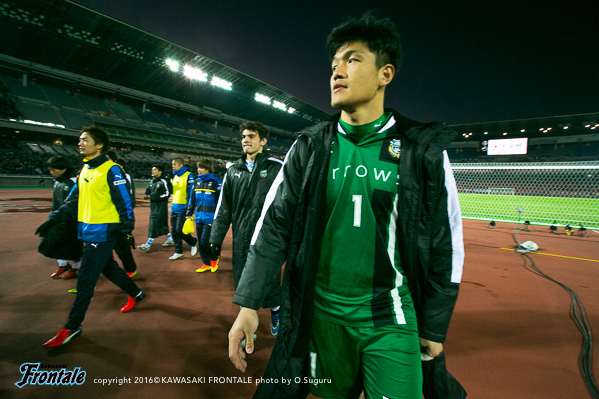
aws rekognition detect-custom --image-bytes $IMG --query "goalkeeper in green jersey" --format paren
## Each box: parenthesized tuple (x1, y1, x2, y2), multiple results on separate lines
(228, 13, 464, 399)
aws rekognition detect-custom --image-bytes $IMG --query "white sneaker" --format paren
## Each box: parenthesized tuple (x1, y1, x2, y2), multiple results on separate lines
(190, 244, 198, 257)
(162, 239, 174, 247)
(137, 243, 151, 251)
(169, 253, 184, 261)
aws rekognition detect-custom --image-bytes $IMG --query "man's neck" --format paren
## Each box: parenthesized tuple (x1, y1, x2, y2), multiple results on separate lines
(246, 151, 262, 162)
(339, 92, 386, 125)
(85, 152, 102, 161)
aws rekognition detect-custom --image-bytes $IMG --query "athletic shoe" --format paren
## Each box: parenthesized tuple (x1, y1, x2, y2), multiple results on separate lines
(240, 334, 258, 351)
(50, 265, 70, 279)
(120, 291, 145, 312)
(68, 286, 96, 294)
(195, 264, 212, 273)
(42, 328, 81, 348)
(169, 253, 184, 261)
(270, 310, 280, 336)
(137, 243, 151, 251)
(162, 239, 174, 247)
(190, 243, 198, 257)
(127, 271, 137, 278)
(210, 259, 219, 272)
(60, 269, 78, 279)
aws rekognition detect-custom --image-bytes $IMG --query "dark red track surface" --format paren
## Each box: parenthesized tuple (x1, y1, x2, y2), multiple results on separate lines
(1, 189, 597, 398)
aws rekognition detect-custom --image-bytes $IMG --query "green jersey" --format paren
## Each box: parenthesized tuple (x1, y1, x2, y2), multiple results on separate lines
(313, 113, 416, 327)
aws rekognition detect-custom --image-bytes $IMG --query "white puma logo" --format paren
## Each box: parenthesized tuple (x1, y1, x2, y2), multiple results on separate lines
(234, 173, 241, 178)
(91, 243, 98, 248)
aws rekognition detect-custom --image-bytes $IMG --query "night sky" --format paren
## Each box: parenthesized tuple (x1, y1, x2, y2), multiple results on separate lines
(71, 0, 598, 125)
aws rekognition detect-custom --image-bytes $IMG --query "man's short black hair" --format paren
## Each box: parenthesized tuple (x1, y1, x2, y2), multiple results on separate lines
(46, 155, 71, 170)
(326, 13, 402, 71)
(239, 121, 269, 140)
(196, 159, 214, 173)
(153, 164, 165, 173)
(81, 126, 110, 154)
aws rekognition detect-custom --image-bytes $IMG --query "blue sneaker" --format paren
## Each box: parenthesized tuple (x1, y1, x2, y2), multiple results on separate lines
(270, 310, 280, 336)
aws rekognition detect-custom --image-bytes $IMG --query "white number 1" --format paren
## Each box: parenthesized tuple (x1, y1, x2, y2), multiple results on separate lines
(352, 195, 362, 227)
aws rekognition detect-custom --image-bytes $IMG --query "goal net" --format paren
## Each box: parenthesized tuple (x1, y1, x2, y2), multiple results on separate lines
(451, 161, 599, 229)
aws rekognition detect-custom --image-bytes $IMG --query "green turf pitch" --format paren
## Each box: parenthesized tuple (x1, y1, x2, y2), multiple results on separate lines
(458, 193, 599, 229)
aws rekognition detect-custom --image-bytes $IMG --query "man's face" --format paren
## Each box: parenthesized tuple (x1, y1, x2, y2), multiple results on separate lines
(78, 132, 103, 158)
(48, 167, 66, 179)
(197, 167, 209, 176)
(172, 160, 183, 171)
(241, 129, 266, 156)
(151, 167, 162, 177)
(330, 41, 383, 111)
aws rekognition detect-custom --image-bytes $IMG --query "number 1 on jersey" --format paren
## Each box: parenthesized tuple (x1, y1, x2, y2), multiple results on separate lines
(352, 194, 362, 227)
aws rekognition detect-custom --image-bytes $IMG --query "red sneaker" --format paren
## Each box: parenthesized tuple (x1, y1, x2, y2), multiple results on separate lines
(195, 264, 212, 273)
(60, 269, 78, 279)
(210, 259, 219, 272)
(120, 291, 145, 312)
(42, 328, 81, 348)
(50, 265, 69, 279)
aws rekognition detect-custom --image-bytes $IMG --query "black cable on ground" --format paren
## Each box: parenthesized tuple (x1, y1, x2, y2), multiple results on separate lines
(512, 233, 598, 399)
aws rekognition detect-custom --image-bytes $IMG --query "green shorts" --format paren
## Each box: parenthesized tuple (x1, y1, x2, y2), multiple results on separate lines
(308, 318, 422, 399)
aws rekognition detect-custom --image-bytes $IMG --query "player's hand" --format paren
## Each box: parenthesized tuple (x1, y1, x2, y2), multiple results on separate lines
(210, 243, 221, 258)
(119, 232, 136, 249)
(228, 307, 259, 373)
(144, 195, 149, 200)
(419, 338, 443, 359)
(35, 219, 57, 236)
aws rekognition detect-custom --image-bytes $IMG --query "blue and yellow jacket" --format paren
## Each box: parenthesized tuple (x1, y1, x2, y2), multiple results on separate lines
(50, 154, 135, 242)
(186, 173, 222, 224)
(171, 166, 194, 214)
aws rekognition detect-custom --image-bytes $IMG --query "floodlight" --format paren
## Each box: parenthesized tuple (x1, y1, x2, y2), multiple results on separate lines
(287, 107, 296, 114)
(273, 100, 287, 112)
(165, 58, 180, 72)
(255, 93, 271, 105)
(211, 76, 232, 91)
(183, 65, 208, 82)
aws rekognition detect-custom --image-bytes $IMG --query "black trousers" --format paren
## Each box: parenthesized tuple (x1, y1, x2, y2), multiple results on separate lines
(114, 239, 137, 274)
(170, 212, 197, 254)
(65, 240, 141, 330)
(196, 222, 215, 265)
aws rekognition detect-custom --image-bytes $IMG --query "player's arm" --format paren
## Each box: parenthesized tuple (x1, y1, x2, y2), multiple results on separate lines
(159, 178, 170, 199)
(108, 164, 135, 233)
(229, 139, 305, 372)
(419, 150, 464, 346)
(210, 172, 232, 245)
(186, 181, 197, 218)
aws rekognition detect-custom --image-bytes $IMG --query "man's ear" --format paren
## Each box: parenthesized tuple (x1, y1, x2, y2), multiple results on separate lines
(379, 64, 395, 88)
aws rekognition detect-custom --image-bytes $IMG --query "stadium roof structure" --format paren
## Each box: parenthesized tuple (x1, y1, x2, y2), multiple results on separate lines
(0, 0, 330, 135)
(451, 112, 599, 143)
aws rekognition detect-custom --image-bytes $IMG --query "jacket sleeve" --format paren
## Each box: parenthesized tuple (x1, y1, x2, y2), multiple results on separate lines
(233, 140, 304, 309)
(128, 174, 136, 208)
(186, 181, 197, 217)
(210, 171, 232, 244)
(107, 164, 135, 233)
(419, 151, 464, 343)
(186, 173, 195, 207)
(159, 178, 171, 200)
